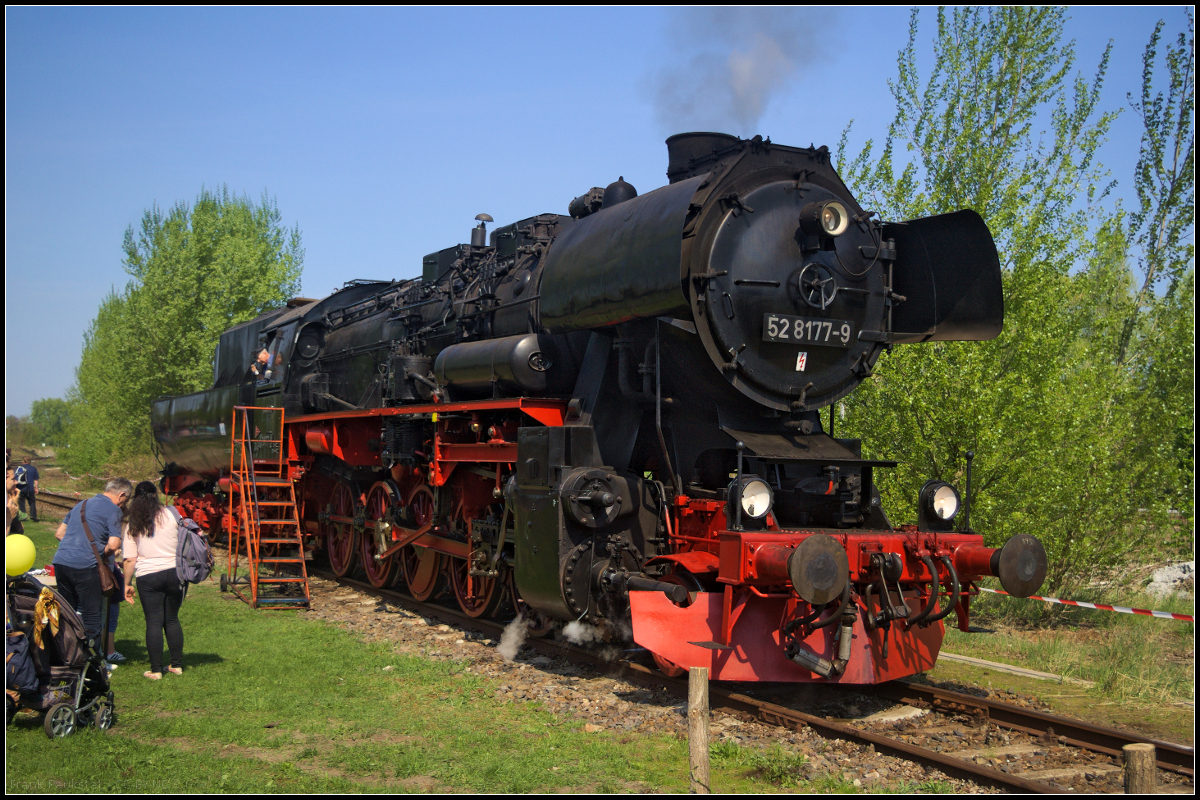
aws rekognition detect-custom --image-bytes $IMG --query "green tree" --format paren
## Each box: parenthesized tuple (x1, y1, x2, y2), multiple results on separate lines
(5, 415, 41, 453)
(65, 187, 303, 471)
(834, 8, 1192, 593)
(1122, 13, 1195, 546)
(1125, 15, 1195, 305)
(29, 398, 74, 447)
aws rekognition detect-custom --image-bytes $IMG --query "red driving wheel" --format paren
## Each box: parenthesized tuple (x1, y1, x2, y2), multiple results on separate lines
(361, 482, 399, 589)
(398, 484, 444, 601)
(325, 482, 358, 578)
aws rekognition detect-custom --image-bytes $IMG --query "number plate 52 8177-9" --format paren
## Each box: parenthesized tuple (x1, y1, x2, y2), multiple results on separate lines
(763, 313, 854, 347)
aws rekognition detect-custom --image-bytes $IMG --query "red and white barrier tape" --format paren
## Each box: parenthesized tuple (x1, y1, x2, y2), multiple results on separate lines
(979, 587, 1193, 622)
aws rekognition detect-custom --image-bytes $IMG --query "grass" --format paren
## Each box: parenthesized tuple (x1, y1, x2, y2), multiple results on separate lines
(10, 519, 928, 794)
(14, 449, 160, 498)
(945, 580, 1194, 703)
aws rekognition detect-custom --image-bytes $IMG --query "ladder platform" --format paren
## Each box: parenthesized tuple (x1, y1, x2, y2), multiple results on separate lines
(228, 405, 311, 611)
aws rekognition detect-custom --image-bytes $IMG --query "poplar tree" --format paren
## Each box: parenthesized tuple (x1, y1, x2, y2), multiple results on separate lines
(65, 188, 303, 471)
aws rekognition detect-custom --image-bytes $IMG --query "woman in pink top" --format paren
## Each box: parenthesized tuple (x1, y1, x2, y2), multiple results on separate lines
(122, 481, 185, 680)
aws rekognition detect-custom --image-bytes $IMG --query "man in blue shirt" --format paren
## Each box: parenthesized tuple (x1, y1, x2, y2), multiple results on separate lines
(53, 477, 131, 650)
(15, 457, 39, 522)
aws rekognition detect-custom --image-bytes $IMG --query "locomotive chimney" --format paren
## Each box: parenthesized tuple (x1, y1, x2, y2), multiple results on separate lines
(471, 213, 493, 247)
(665, 132, 741, 183)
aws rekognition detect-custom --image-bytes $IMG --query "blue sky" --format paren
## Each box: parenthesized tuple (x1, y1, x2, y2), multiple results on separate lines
(4, 7, 1188, 416)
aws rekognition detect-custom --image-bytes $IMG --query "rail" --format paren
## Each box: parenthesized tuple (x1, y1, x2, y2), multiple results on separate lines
(27, 490, 84, 515)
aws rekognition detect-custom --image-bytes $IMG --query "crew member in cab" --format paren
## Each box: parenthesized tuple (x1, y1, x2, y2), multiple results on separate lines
(240, 347, 273, 408)
(246, 348, 273, 384)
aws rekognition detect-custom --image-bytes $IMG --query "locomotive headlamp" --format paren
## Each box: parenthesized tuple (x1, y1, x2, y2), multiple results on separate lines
(931, 485, 959, 519)
(731, 476, 774, 520)
(918, 480, 961, 531)
(799, 200, 852, 238)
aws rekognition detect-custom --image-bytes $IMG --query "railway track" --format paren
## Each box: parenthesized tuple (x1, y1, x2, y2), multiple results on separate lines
(29, 489, 84, 515)
(297, 566, 1193, 793)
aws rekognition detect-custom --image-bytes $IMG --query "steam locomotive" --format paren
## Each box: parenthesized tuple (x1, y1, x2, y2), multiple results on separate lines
(152, 132, 1048, 683)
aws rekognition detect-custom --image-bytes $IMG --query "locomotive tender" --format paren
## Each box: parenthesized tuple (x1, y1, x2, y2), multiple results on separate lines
(153, 132, 1048, 683)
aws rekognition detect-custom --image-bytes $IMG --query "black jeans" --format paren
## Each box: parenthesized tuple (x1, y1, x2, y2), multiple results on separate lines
(18, 490, 37, 522)
(137, 568, 184, 673)
(53, 564, 104, 651)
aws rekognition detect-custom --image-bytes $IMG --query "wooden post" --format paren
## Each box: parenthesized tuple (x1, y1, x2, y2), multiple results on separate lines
(688, 666, 711, 795)
(1123, 743, 1156, 794)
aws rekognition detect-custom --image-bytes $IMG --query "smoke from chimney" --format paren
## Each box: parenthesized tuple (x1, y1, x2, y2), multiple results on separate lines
(647, 8, 834, 135)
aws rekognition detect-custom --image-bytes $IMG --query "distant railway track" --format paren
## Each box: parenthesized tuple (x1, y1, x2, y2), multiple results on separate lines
(299, 566, 1193, 793)
(30, 490, 84, 514)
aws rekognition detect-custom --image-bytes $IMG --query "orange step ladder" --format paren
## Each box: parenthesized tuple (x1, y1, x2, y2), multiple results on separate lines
(225, 406, 311, 609)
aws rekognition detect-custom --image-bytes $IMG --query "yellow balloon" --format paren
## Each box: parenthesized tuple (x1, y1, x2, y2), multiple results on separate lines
(6, 534, 37, 577)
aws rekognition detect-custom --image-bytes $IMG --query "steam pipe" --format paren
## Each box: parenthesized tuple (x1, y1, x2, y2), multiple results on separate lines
(614, 338, 652, 405)
(405, 370, 439, 391)
(318, 392, 358, 411)
(654, 334, 683, 496)
(811, 581, 851, 630)
(906, 554, 940, 628)
(643, 339, 655, 397)
(626, 574, 688, 604)
(783, 602, 827, 633)
(924, 555, 961, 625)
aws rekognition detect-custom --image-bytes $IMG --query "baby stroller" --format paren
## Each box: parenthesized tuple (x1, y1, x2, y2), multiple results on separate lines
(5, 573, 114, 738)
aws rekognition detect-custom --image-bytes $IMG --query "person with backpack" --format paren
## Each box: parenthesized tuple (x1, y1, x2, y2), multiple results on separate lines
(14, 457, 39, 523)
(121, 481, 190, 680)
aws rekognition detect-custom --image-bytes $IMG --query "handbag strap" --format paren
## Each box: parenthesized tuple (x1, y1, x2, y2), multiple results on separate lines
(78, 499, 109, 564)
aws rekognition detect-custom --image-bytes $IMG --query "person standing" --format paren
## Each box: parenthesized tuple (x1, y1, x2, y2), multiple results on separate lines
(53, 477, 131, 651)
(14, 456, 39, 522)
(122, 481, 186, 680)
(103, 543, 126, 664)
